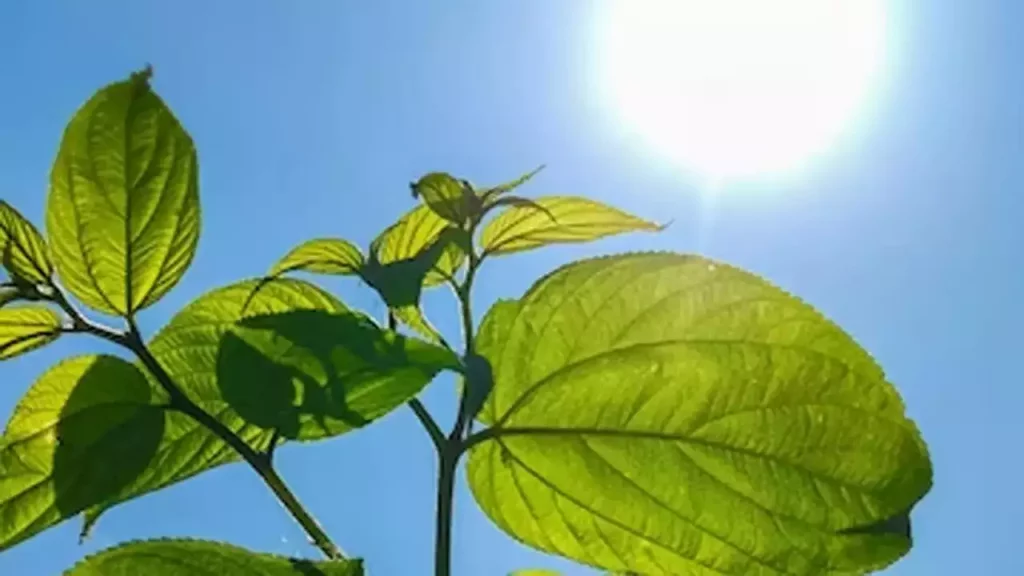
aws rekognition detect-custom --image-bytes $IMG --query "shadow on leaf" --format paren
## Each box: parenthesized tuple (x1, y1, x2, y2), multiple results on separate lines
(53, 356, 164, 517)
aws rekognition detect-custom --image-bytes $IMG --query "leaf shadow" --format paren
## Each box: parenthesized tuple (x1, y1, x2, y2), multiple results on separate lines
(53, 357, 164, 517)
(216, 310, 418, 440)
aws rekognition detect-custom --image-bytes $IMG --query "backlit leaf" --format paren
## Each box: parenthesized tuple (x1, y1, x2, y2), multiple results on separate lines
(469, 253, 932, 575)
(269, 238, 364, 278)
(0, 355, 163, 552)
(373, 203, 465, 286)
(411, 171, 475, 224)
(46, 68, 200, 316)
(0, 306, 63, 360)
(66, 539, 363, 576)
(479, 164, 545, 208)
(479, 196, 661, 256)
(0, 201, 53, 284)
(367, 223, 462, 341)
(83, 277, 456, 531)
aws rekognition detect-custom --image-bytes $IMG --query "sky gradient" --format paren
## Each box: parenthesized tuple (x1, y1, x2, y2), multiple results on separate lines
(0, 1, 1020, 574)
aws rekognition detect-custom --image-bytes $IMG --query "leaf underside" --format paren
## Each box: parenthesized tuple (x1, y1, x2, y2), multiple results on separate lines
(479, 196, 662, 256)
(46, 73, 200, 316)
(65, 538, 364, 575)
(469, 252, 932, 575)
(0, 355, 163, 552)
(0, 306, 63, 360)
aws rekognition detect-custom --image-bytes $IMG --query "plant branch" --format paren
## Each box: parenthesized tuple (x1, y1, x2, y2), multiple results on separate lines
(49, 285, 345, 561)
(434, 447, 458, 576)
(410, 398, 446, 453)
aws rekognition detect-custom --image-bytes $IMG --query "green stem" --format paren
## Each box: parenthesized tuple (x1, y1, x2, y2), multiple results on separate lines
(52, 288, 345, 560)
(434, 447, 458, 576)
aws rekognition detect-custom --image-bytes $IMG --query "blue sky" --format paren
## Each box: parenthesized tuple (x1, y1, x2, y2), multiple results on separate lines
(0, 1, 1020, 574)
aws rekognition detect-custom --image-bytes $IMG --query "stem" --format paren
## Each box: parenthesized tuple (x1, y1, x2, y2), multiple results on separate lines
(51, 287, 345, 560)
(434, 236, 481, 576)
(388, 312, 446, 452)
(434, 448, 458, 576)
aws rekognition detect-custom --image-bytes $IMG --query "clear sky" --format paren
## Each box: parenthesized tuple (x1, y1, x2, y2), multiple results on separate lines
(0, 1, 1020, 575)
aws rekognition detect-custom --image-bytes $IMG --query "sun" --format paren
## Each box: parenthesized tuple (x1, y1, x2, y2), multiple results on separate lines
(594, 0, 888, 180)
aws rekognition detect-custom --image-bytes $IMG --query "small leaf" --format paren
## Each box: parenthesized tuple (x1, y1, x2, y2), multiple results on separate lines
(0, 286, 19, 308)
(479, 164, 545, 207)
(0, 305, 63, 360)
(46, 69, 200, 316)
(66, 538, 363, 575)
(373, 203, 465, 286)
(269, 238, 364, 278)
(411, 171, 475, 224)
(0, 355, 164, 552)
(0, 201, 53, 284)
(461, 352, 495, 424)
(469, 253, 932, 575)
(479, 196, 662, 256)
(365, 225, 462, 340)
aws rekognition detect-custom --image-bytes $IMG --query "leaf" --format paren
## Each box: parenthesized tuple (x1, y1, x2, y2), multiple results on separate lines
(46, 68, 200, 316)
(461, 353, 495, 425)
(0, 355, 164, 552)
(0, 306, 63, 360)
(373, 203, 465, 287)
(366, 224, 462, 341)
(269, 238, 364, 278)
(468, 253, 932, 575)
(410, 171, 475, 224)
(219, 308, 459, 439)
(83, 277, 456, 531)
(479, 196, 662, 256)
(0, 286, 19, 308)
(66, 539, 363, 576)
(479, 164, 546, 208)
(0, 201, 53, 284)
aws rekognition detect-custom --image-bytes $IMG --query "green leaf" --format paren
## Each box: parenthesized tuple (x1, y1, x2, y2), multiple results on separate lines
(469, 253, 932, 575)
(366, 223, 462, 341)
(479, 196, 662, 256)
(66, 539, 363, 576)
(83, 277, 457, 532)
(0, 306, 63, 360)
(0, 355, 163, 552)
(411, 171, 475, 225)
(46, 68, 200, 316)
(373, 203, 465, 287)
(478, 164, 546, 208)
(269, 238, 364, 278)
(0, 201, 53, 284)
(219, 308, 459, 439)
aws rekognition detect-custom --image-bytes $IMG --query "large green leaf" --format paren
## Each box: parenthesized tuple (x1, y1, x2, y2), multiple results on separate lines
(46, 68, 200, 316)
(82, 277, 457, 532)
(479, 196, 661, 256)
(0, 201, 53, 284)
(0, 306, 64, 360)
(0, 355, 164, 552)
(468, 253, 932, 575)
(268, 238, 364, 278)
(66, 539, 363, 575)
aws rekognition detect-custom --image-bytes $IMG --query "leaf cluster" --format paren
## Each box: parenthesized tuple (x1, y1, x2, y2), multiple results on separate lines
(0, 69, 931, 575)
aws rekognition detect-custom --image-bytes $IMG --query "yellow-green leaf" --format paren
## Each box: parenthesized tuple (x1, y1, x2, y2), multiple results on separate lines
(0, 355, 164, 551)
(469, 253, 932, 575)
(479, 164, 546, 208)
(0, 201, 52, 284)
(0, 306, 63, 360)
(269, 238, 364, 278)
(66, 539, 363, 576)
(479, 196, 661, 256)
(373, 203, 464, 286)
(411, 171, 474, 224)
(46, 68, 200, 316)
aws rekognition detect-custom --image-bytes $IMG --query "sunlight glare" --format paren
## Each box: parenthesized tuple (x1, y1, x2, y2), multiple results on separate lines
(596, 0, 887, 180)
